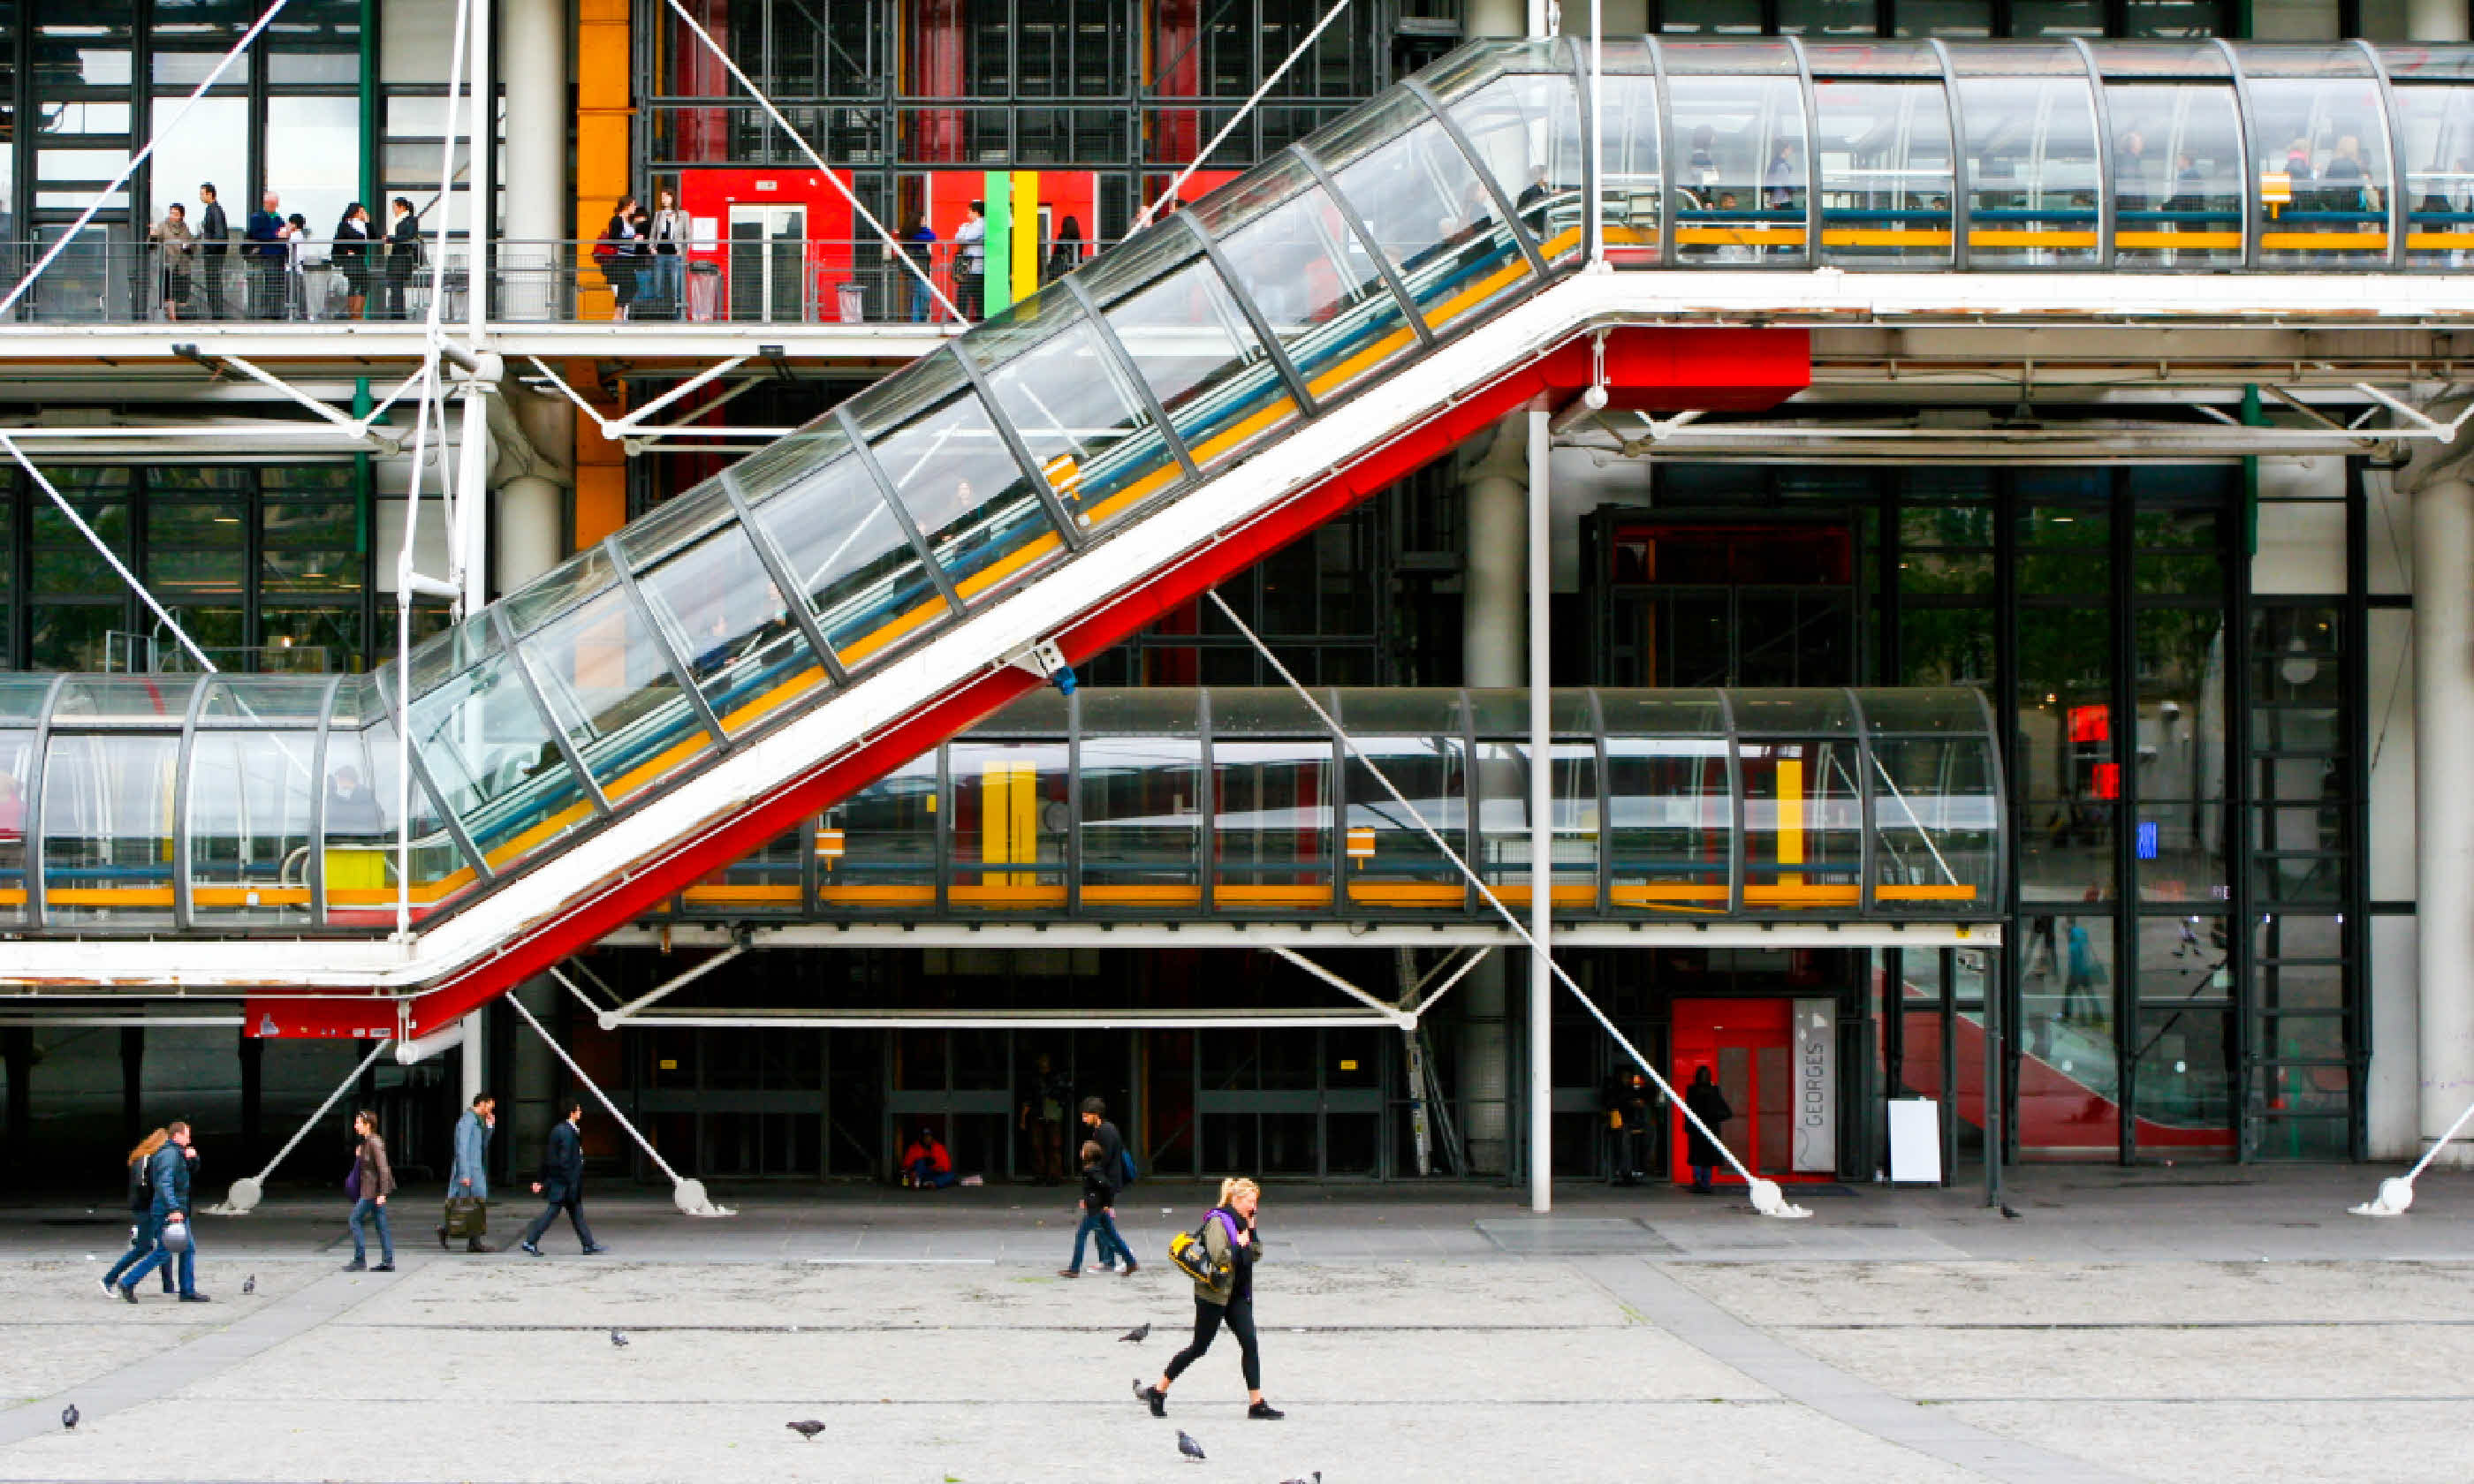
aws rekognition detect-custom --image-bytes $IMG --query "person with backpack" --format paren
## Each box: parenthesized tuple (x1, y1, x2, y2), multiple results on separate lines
(100, 1127, 174, 1296)
(1080, 1096, 1139, 1192)
(1138, 1177, 1279, 1420)
(1059, 1138, 1130, 1277)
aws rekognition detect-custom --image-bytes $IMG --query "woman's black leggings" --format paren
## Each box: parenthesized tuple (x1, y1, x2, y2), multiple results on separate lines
(1163, 1295, 1260, 1390)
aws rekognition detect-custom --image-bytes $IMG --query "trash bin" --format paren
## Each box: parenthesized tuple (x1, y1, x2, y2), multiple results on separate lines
(836, 279, 866, 323)
(687, 261, 721, 322)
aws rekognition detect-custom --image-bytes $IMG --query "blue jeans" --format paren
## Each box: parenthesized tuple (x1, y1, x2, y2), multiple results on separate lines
(121, 1215, 196, 1295)
(651, 254, 684, 318)
(103, 1215, 171, 1291)
(1069, 1209, 1128, 1272)
(906, 1158, 958, 1190)
(903, 270, 931, 322)
(349, 1197, 394, 1265)
(1690, 1164, 1715, 1191)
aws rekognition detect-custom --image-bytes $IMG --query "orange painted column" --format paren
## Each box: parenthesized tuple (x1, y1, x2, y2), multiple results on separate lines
(573, 0, 633, 545)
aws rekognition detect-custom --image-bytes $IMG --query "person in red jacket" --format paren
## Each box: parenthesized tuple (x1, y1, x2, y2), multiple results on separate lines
(902, 1127, 959, 1189)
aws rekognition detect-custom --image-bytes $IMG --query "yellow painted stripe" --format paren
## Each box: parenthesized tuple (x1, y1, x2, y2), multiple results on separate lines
(2114, 231, 2243, 248)
(1969, 230, 2098, 248)
(2260, 232, 2389, 251)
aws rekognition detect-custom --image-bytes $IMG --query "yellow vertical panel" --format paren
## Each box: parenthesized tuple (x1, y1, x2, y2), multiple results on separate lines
(1775, 757, 1804, 887)
(982, 761, 1037, 885)
(1012, 170, 1040, 302)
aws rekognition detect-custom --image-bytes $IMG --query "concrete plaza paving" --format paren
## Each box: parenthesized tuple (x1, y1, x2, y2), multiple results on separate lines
(0, 1164, 2465, 1482)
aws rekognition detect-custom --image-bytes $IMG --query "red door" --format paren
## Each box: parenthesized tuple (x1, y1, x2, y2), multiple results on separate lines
(1669, 998, 1794, 1185)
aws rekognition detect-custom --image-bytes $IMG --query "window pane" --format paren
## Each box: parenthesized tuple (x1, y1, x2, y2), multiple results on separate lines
(2134, 1005, 2233, 1155)
(631, 519, 826, 736)
(1816, 81, 1954, 267)
(42, 731, 178, 925)
(1095, 241, 1297, 472)
(406, 637, 597, 873)
(520, 586, 711, 803)
(1208, 168, 1419, 401)
(2244, 74, 2394, 269)
(2106, 84, 2244, 268)
(1671, 73, 1808, 266)
(1957, 74, 2100, 267)
(981, 317, 1179, 533)
(186, 728, 316, 925)
(2018, 912, 2118, 1154)
(1325, 115, 1535, 334)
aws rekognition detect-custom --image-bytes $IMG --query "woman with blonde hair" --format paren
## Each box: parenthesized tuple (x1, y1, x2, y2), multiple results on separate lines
(1137, 1176, 1283, 1420)
(99, 1128, 171, 1297)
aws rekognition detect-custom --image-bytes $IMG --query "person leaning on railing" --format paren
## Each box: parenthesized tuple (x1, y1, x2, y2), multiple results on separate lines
(149, 203, 197, 322)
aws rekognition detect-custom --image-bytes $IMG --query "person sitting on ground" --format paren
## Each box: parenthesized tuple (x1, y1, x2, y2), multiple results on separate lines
(902, 1127, 959, 1189)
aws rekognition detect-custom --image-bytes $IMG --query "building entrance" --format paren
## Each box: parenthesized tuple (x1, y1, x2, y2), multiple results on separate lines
(1669, 996, 1837, 1185)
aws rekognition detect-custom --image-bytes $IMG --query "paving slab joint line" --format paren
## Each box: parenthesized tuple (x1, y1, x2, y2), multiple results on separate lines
(0, 1262, 418, 1447)
(1575, 1258, 2137, 1484)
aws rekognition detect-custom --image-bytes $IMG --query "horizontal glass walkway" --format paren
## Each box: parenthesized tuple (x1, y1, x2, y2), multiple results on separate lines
(652, 687, 2004, 925)
(0, 37, 2447, 1004)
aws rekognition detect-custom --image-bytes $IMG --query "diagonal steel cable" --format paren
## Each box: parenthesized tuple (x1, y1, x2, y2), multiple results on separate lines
(1203, 587, 1803, 1214)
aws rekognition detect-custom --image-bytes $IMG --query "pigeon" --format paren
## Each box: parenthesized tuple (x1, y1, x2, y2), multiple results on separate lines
(241, 1276, 256, 1295)
(1119, 1322, 1150, 1343)
(2000, 1205, 2022, 1220)
(1177, 1429, 1205, 1463)
(60, 1404, 77, 1431)
(785, 1420, 826, 1441)
(610, 1329, 628, 1348)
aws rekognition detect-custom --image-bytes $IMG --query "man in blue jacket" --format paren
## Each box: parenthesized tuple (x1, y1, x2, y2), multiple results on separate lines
(438, 1092, 497, 1253)
(119, 1122, 209, 1303)
(520, 1100, 608, 1257)
(245, 191, 288, 320)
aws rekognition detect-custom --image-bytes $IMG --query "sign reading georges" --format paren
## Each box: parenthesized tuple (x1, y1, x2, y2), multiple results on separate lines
(1792, 999, 1836, 1174)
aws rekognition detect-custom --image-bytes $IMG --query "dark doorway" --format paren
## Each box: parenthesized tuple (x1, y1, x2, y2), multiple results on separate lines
(1588, 517, 1856, 687)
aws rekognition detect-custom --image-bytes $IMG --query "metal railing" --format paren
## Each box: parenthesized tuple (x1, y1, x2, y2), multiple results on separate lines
(0, 237, 1119, 328)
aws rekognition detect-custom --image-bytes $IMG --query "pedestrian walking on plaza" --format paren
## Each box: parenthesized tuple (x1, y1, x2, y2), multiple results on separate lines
(1138, 1177, 1279, 1420)
(332, 203, 373, 319)
(196, 184, 230, 320)
(1081, 1096, 1137, 1197)
(1683, 1065, 1732, 1194)
(148, 203, 196, 320)
(246, 191, 288, 319)
(345, 1109, 397, 1272)
(383, 197, 421, 320)
(520, 1100, 608, 1256)
(100, 1127, 175, 1295)
(646, 187, 688, 321)
(118, 1121, 208, 1303)
(1059, 1138, 1131, 1277)
(953, 201, 986, 322)
(1020, 1052, 1069, 1185)
(438, 1092, 497, 1253)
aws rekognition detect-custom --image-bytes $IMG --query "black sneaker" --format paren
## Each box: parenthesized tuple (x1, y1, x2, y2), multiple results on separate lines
(371, 1264, 395, 1273)
(342, 1260, 367, 1272)
(1248, 1402, 1286, 1420)
(520, 1243, 543, 1257)
(581, 1245, 611, 1255)
(436, 1225, 450, 1251)
(1138, 1384, 1167, 1419)
(178, 1292, 211, 1303)
(118, 1283, 138, 1306)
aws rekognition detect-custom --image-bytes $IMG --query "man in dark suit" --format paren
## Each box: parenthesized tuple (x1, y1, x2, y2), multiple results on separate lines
(519, 1100, 608, 1256)
(196, 184, 229, 320)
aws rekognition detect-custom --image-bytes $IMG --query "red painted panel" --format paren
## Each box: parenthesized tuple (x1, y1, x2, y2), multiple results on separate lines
(256, 325, 1810, 1035)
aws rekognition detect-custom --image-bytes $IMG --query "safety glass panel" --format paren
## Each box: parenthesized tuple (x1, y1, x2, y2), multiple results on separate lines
(518, 583, 710, 803)
(2244, 75, 2394, 267)
(1670, 72, 1809, 266)
(1342, 731, 1468, 912)
(1605, 736, 1733, 915)
(981, 315, 1181, 534)
(1955, 75, 2102, 266)
(1869, 735, 1999, 913)
(1739, 738, 1863, 912)
(1212, 177, 1418, 402)
(1212, 737, 1333, 913)
(406, 632, 597, 873)
(0, 723, 32, 926)
(1448, 71, 1586, 267)
(745, 458, 948, 672)
(630, 519, 825, 738)
(851, 350, 1066, 607)
(1597, 73, 1666, 266)
(1081, 731, 1204, 906)
(2106, 83, 2245, 268)
(2396, 85, 2474, 268)
(948, 739, 1069, 912)
(1326, 115, 1533, 335)
(816, 750, 938, 912)
(1093, 241, 1297, 473)
(186, 726, 317, 925)
(1814, 80, 1954, 266)
(41, 731, 179, 926)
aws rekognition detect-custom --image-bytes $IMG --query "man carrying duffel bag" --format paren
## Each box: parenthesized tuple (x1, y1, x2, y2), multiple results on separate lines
(438, 1092, 497, 1253)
